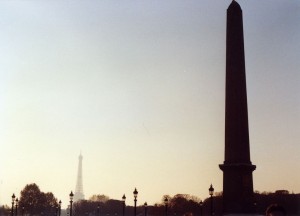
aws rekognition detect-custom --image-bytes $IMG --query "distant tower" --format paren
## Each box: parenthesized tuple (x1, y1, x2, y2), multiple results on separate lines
(74, 153, 85, 201)
(219, 1, 256, 215)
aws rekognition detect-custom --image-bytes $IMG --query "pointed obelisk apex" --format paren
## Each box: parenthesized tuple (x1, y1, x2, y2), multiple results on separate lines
(219, 1, 256, 214)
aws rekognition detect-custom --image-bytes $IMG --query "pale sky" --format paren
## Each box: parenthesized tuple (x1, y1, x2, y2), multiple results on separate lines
(0, 0, 299, 208)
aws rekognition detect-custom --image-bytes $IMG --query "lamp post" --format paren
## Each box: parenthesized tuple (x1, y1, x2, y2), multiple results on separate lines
(21, 207, 24, 216)
(122, 194, 126, 216)
(209, 184, 214, 216)
(97, 204, 100, 216)
(199, 200, 203, 216)
(67, 205, 70, 216)
(59, 200, 62, 216)
(254, 201, 257, 214)
(164, 197, 168, 216)
(11, 194, 16, 216)
(55, 204, 58, 216)
(15, 198, 19, 216)
(69, 191, 74, 216)
(133, 188, 138, 216)
(144, 202, 147, 216)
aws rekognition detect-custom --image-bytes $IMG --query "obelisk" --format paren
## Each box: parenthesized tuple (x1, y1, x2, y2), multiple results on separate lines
(219, 1, 256, 215)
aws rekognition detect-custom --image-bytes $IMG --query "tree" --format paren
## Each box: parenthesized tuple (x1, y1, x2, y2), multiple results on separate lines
(149, 194, 202, 216)
(19, 183, 57, 216)
(68, 197, 128, 216)
(89, 194, 109, 203)
(0, 205, 10, 216)
(161, 195, 172, 205)
(73, 200, 96, 216)
(41, 192, 58, 215)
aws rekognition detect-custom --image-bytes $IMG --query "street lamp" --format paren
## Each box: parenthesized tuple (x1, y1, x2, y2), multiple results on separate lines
(133, 188, 138, 216)
(59, 200, 62, 216)
(67, 205, 70, 216)
(97, 204, 100, 216)
(11, 194, 16, 216)
(164, 197, 168, 216)
(122, 194, 126, 216)
(15, 198, 19, 216)
(199, 200, 203, 216)
(55, 203, 59, 216)
(209, 184, 214, 216)
(21, 207, 24, 216)
(144, 202, 147, 216)
(69, 191, 74, 216)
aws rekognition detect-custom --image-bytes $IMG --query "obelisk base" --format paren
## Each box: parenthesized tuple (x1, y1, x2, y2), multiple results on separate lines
(220, 163, 256, 214)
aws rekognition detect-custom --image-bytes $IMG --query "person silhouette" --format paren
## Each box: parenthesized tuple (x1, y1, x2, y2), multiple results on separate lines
(266, 204, 286, 216)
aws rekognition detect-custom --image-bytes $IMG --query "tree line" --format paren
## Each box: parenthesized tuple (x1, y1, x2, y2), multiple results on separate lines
(1, 183, 299, 216)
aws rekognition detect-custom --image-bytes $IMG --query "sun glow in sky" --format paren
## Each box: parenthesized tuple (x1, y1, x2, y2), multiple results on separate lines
(0, 0, 299, 208)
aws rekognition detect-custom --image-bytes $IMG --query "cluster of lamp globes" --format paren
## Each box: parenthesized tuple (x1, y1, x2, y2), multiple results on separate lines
(10, 184, 214, 216)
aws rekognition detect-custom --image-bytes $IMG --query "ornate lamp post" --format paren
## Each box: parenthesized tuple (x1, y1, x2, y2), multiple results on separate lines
(15, 198, 19, 216)
(164, 197, 168, 216)
(199, 200, 203, 216)
(209, 184, 214, 216)
(133, 188, 138, 216)
(144, 202, 147, 216)
(59, 200, 62, 216)
(69, 191, 74, 216)
(11, 194, 16, 216)
(122, 194, 126, 216)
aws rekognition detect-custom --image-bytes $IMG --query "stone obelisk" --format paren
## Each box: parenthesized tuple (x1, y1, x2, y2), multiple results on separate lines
(219, 1, 256, 215)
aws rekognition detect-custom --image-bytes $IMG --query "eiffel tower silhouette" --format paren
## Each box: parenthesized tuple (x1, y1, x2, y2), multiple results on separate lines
(74, 153, 85, 201)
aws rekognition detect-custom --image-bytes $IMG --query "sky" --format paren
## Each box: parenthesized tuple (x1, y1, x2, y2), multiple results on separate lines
(0, 0, 299, 208)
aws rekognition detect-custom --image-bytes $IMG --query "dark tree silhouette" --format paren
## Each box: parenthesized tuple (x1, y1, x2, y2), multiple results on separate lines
(89, 195, 110, 203)
(18, 183, 58, 216)
(0, 205, 10, 216)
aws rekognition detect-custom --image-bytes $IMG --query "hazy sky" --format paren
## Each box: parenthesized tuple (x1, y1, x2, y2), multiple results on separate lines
(0, 0, 299, 208)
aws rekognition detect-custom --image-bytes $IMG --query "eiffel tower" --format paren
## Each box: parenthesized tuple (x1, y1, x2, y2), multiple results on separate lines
(74, 153, 85, 201)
